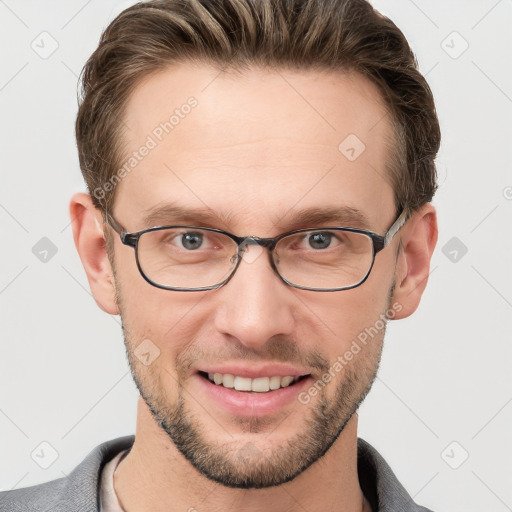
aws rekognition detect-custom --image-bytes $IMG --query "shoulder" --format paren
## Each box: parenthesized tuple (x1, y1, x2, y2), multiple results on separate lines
(0, 435, 135, 512)
(0, 477, 67, 512)
(357, 438, 435, 512)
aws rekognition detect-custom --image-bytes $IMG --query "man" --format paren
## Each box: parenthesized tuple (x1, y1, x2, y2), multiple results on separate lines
(0, 0, 440, 510)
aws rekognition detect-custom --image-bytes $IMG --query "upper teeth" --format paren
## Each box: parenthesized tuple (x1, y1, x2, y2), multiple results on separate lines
(207, 373, 300, 392)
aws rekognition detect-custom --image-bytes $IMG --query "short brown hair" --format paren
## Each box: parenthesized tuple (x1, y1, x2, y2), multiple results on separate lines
(76, 0, 440, 218)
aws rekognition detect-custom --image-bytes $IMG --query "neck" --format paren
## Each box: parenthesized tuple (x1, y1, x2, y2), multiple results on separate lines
(114, 397, 370, 512)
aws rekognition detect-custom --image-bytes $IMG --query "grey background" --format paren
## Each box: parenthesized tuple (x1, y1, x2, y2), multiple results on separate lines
(1, 1, 511, 510)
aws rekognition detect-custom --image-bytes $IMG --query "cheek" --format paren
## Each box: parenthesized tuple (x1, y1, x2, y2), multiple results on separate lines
(115, 247, 201, 335)
(293, 285, 390, 396)
(116, 270, 215, 369)
(296, 283, 388, 350)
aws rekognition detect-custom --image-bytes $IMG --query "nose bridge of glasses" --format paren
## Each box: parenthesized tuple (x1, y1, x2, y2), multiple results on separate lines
(238, 236, 276, 249)
(234, 236, 277, 266)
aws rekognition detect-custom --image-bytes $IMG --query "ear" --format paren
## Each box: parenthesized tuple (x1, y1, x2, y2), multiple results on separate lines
(391, 203, 438, 319)
(69, 192, 119, 315)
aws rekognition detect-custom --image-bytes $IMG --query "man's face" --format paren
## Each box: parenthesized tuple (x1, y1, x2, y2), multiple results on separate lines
(110, 63, 399, 488)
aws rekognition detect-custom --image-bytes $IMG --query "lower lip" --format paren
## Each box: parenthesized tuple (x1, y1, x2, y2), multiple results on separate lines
(194, 373, 312, 417)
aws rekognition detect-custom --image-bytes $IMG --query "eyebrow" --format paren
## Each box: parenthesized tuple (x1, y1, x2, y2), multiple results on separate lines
(141, 203, 235, 229)
(276, 206, 371, 230)
(140, 203, 372, 231)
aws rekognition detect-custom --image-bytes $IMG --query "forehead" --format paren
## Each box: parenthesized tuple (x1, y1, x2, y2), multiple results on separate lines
(116, 62, 395, 232)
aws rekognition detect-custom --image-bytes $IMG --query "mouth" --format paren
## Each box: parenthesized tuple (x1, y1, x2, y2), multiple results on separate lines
(198, 371, 311, 393)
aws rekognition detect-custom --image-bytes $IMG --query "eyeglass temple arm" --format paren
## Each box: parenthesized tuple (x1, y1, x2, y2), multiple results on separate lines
(104, 211, 126, 235)
(383, 209, 409, 247)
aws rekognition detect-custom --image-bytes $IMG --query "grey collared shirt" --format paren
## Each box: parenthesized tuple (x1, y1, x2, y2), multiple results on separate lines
(0, 435, 434, 511)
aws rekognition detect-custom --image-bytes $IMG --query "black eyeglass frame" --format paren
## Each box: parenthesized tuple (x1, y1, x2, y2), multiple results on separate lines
(104, 209, 409, 292)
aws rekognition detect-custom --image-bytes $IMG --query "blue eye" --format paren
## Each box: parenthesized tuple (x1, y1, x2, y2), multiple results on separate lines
(307, 232, 333, 250)
(180, 232, 203, 250)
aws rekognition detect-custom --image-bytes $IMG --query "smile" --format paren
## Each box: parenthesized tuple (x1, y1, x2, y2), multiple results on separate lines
(199, 371, 309, 393)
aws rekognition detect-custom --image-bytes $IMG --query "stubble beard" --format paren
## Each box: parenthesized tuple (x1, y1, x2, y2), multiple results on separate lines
(113, 267, 393, 489)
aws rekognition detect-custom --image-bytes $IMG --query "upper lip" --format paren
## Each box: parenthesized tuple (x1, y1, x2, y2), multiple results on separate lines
(197, 363, 311, 379)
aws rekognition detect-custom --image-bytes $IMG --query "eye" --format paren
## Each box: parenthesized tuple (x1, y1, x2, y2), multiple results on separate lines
(307, 232, 333, 250)
(176, 231, 204, 250)
(159, 230, 209, 251)
(280, 230, 347, 252)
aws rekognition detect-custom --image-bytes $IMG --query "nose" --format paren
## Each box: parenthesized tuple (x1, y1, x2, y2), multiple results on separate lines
(213, 244, 296, 350)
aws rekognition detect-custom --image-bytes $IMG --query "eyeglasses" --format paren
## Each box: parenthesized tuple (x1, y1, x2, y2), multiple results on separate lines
(105, 209, 408, 292)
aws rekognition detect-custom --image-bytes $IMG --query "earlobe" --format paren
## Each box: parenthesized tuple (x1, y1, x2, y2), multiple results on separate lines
(391, 203, 438, 319)
(69, 192, 119, 315)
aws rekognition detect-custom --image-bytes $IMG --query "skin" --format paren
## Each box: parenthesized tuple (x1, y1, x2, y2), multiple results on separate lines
(70, 62, 437, 512)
